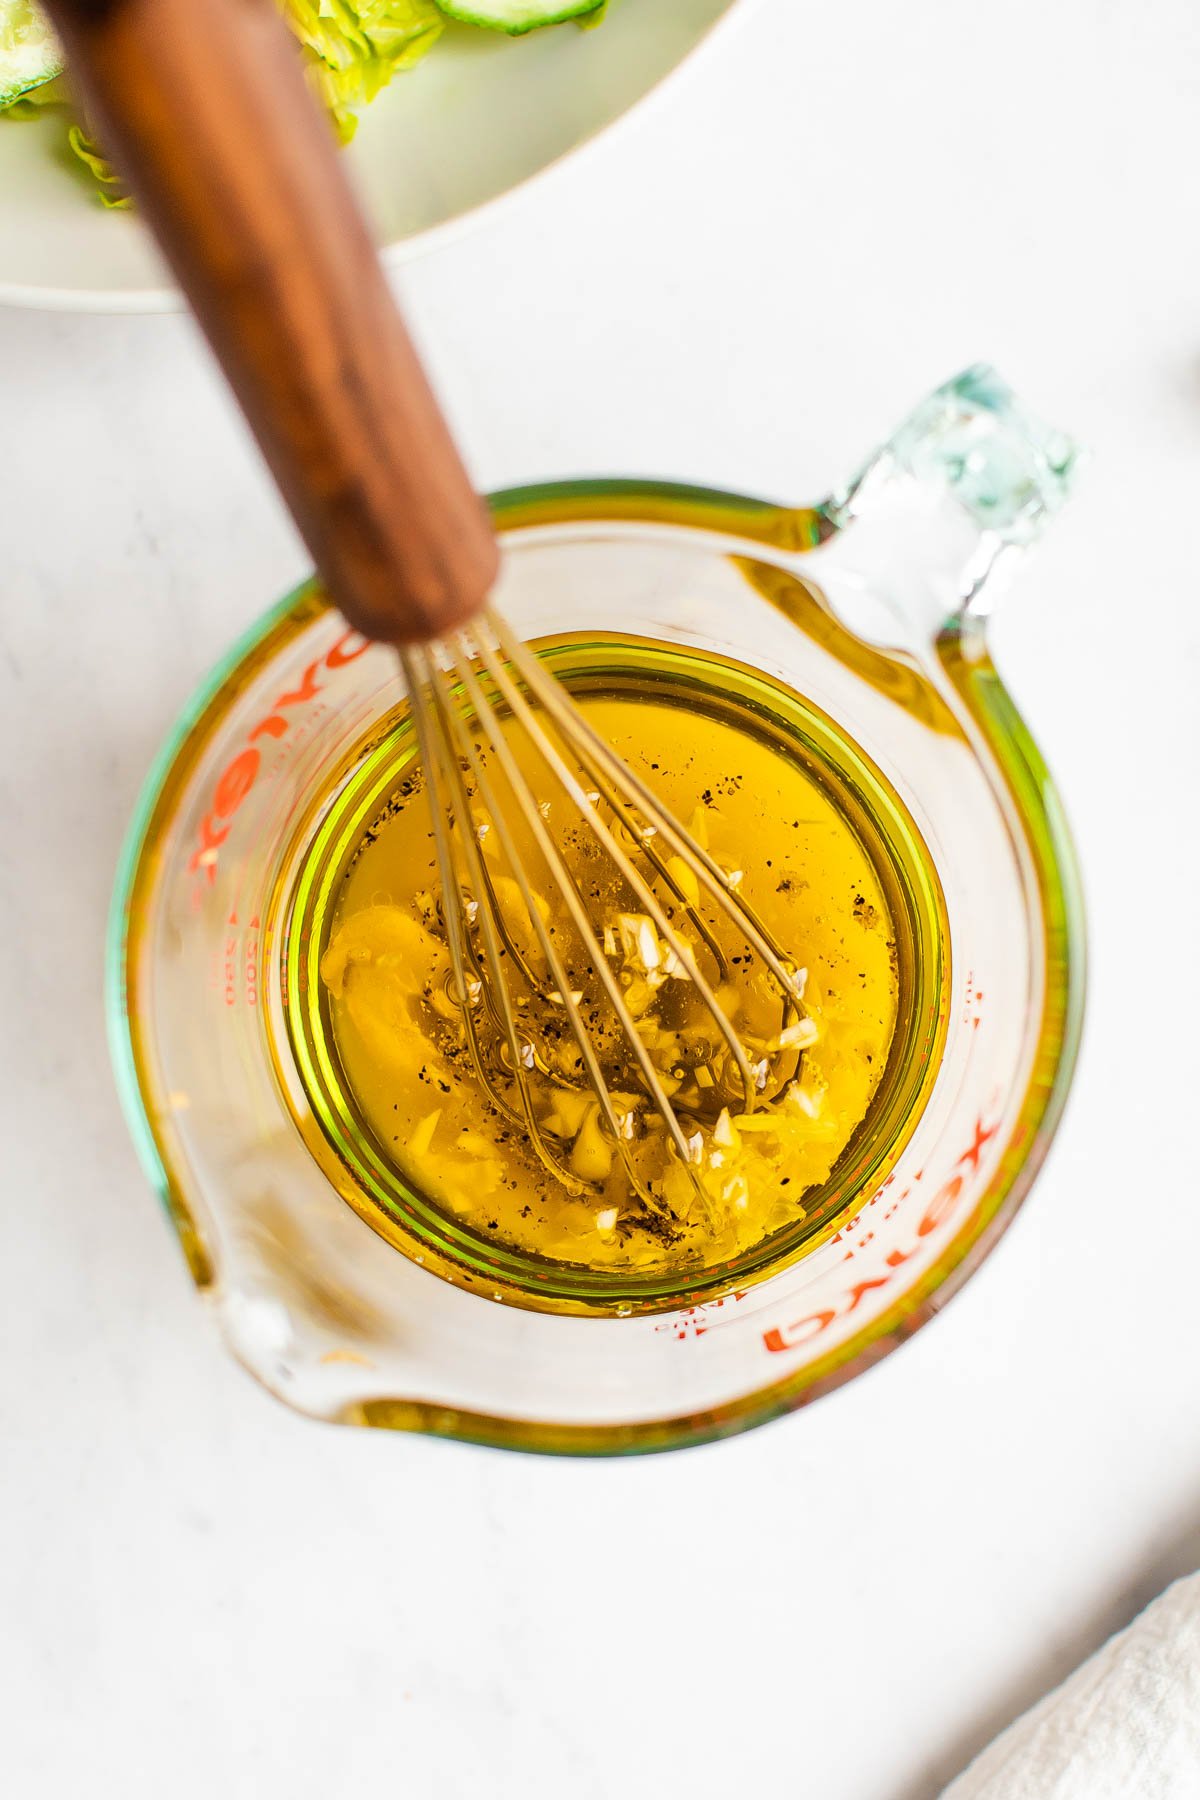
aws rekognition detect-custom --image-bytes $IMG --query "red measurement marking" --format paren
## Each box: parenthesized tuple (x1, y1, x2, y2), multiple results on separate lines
(250, 715, 288, 743)
(963, 970, 986, 1031)
(219, 908, 262, 1008)
(762, 1114, 1002, 1354)
(657, 1291, 749, 1342)
(189, 627, 371, 888)
(763, 1311, 835, 1354)
(917, 1173, 963, 1237)
(958, 1115, 999, 1174)
(244, 925, 259, 1008)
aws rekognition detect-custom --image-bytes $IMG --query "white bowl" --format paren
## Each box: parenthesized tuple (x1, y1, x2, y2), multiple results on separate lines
(0, 0, 744, 313)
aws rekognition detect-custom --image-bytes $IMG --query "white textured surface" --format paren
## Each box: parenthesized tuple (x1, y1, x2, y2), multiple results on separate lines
(944, 1575, 1200, 1799)
(2, 2, 1200, 1797)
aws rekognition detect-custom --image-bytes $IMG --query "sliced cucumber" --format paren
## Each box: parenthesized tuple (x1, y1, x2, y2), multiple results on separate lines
(436, 0, 605, 36)
(0, 0, 63, 109)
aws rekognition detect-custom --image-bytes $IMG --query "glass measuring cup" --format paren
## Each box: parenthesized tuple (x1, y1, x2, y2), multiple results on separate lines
(108, 365, 1085, 1453)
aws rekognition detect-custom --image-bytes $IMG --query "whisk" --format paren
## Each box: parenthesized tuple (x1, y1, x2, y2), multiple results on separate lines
(398, 612, 811, 1214)
(46, 0, 811, 1212)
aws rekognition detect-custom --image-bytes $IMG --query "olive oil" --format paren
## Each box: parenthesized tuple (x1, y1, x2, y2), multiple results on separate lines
(286, 635, 947, 1314)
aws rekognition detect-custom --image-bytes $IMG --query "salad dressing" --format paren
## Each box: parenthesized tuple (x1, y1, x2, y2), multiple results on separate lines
(311, 646, 900, 1279)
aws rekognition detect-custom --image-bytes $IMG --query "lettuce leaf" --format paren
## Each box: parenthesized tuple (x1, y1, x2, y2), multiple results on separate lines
(1, 67, 65, 116)
(66, 121, 131, 207)
(0, 0, 63, 108)
(283, 0, 444, 141)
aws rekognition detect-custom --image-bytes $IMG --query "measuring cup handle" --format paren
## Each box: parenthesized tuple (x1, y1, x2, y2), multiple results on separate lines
(818, 364, 1082, 643)
(45, 0, 499, 646)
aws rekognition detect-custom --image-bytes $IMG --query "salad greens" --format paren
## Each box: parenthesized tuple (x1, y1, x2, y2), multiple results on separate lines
(0, 0, 62, 108)
(287, 0, 445, 141)
(0, 0, 609, 203)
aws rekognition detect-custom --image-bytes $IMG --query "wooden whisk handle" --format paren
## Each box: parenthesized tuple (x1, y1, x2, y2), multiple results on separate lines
(44, 0, 499, 645)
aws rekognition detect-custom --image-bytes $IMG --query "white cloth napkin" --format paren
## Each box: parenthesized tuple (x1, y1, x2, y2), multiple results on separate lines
(942, 1573, 1200, 1799)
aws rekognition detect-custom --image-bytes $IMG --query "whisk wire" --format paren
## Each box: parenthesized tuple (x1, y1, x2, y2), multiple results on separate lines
(460, 620, 760, 1113)
(401, 644, 589, 1199)
(443, 637, 702, 1215)
(396, 610, 813, 1222)
(486, 607, 807, 1011)
(429, 645, 642, 1200)
(399, 652, 514, 1088)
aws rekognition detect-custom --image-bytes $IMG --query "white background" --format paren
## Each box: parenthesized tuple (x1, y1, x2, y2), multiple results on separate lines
(3, 2, 1200, 1796)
